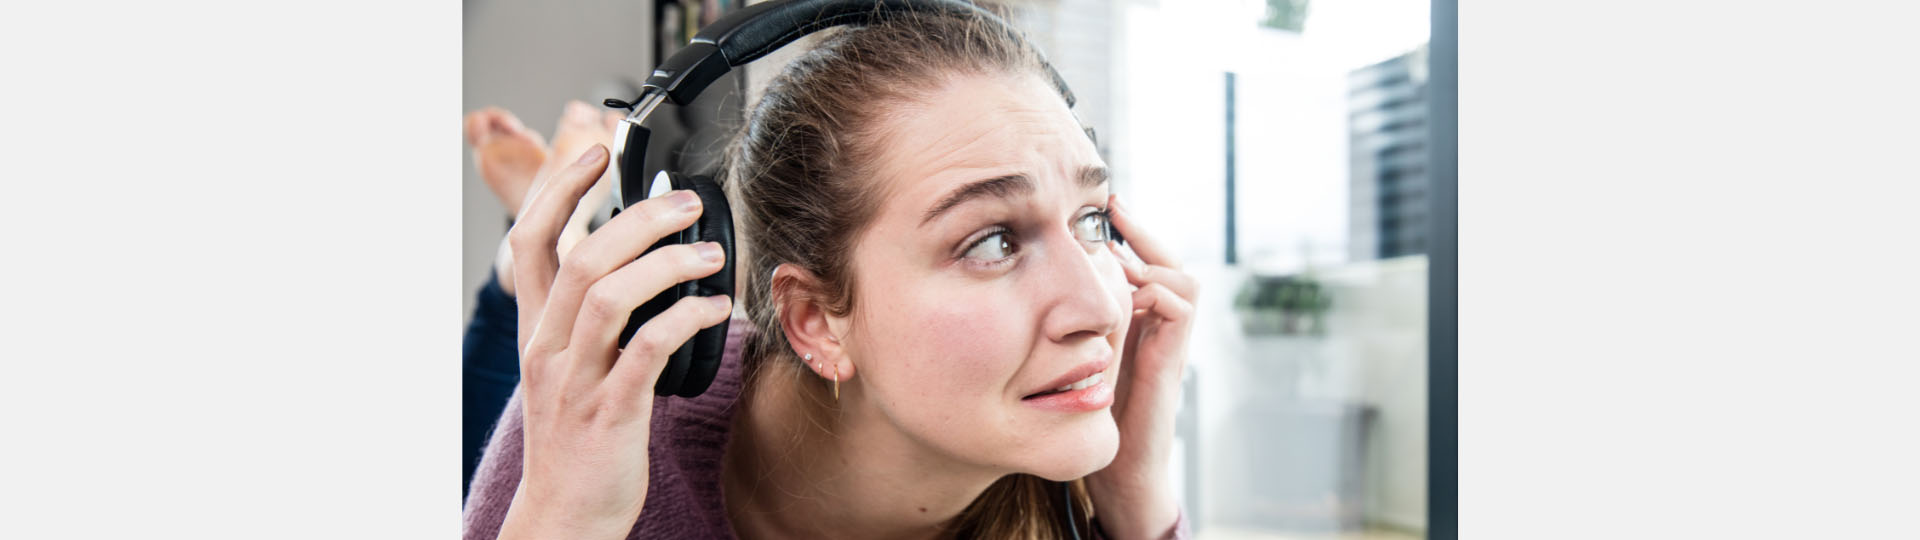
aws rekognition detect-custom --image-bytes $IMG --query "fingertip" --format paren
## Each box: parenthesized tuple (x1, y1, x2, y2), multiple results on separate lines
(575, 144, 606, 165)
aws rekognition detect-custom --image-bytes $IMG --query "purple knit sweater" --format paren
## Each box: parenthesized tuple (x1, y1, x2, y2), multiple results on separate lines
(463, 317, 1191, 539)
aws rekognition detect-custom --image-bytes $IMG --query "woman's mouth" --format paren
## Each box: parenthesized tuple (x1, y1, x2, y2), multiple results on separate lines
(1021, 372, 1114, 412)
(1029, 373, 1103, 397)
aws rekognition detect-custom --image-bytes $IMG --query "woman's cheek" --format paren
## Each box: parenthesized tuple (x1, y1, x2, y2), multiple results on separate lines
(899, 289, 1018, 395)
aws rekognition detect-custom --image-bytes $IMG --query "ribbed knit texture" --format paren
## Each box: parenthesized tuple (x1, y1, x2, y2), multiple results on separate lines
(462, 318, 1191, 539)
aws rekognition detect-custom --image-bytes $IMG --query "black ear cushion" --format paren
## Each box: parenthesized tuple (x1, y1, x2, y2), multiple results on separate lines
(617, 171, 730, 398)
(672, 174, 735, 397)
(622, 224, 695, 396)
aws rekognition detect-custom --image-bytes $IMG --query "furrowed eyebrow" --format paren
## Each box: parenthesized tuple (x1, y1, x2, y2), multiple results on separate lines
(917, 165, 1110, 227)
(1079, 165, 1110, 190)
(921, 173, 1035, 226)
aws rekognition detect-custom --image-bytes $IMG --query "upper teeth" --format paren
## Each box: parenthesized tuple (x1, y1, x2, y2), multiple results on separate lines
(1053, 373, 1102, 393)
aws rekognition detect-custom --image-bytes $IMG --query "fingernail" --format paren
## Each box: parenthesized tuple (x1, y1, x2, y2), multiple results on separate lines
(695, 241, 723, 262)
(708, 294, 732, 311)
(671, 190, 701, 213)
(575, 145, 603, 165)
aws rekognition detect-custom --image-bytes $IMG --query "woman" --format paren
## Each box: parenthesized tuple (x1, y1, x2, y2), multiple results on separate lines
(465, 9, 1197, 539)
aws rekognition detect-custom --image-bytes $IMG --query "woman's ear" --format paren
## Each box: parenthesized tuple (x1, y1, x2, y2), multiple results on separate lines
(771, 263, 855, 382)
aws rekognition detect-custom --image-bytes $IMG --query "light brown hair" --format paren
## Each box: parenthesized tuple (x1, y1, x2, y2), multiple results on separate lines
(720, 5, 1095, 539)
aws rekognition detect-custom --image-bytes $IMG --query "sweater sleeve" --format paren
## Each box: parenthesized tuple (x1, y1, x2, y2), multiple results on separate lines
(462, 386, 527, 540)
(462, 317, 753, 540)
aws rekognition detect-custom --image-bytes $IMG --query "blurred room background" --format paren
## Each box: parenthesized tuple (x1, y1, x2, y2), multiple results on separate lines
(464, 0, 1438, 537)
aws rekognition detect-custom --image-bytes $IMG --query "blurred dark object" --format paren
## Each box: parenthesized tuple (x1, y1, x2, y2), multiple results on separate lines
(1235, 274, 1332, 336)
(1348, 46, 1430, 261)
(1261, 0, 1310, 33)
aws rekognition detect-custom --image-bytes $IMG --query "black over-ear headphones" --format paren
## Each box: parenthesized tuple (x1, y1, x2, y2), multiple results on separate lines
(607, 3, 1101, 533)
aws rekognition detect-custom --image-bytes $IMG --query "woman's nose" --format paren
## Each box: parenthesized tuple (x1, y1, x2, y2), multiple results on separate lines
(1035, 232, 1126, 343)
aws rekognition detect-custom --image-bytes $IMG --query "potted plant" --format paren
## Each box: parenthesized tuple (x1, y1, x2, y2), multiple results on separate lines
(1234, 274, 1332, 336)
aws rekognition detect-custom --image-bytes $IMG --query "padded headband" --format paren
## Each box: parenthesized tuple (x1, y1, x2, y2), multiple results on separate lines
(608, 0, 1075, 111)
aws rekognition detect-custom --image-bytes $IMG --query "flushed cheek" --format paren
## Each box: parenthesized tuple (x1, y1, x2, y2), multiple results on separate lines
(915, 298, 1019, 386)
(866, 287, 1027, 409)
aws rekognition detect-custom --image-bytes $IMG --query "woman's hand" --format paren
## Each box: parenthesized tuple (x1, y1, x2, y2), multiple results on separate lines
(495, 145, 734, 540)
(474, 101, 620, 298)
(1087, 194, 1197, 540)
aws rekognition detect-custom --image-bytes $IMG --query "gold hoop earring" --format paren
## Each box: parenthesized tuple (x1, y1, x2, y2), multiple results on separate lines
(832, 364, 840, 401)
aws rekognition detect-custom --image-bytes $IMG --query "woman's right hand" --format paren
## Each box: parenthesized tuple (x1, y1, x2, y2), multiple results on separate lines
(496, 144, 733, 540)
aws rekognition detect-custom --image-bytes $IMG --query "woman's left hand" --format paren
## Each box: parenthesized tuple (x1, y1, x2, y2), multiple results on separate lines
(1086, 194, 1197, 540)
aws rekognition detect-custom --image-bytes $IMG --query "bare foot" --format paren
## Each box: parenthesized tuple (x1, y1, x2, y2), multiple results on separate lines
(538, 101, 624, 256)
(465, 107, 549, 216)
(482, 101, 622, 298)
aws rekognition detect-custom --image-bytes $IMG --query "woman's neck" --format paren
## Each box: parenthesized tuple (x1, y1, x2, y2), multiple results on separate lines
(721, 364, 1003, 540)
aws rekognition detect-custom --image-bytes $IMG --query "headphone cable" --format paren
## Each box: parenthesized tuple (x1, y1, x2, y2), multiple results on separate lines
(1060, 480, 1082, 540)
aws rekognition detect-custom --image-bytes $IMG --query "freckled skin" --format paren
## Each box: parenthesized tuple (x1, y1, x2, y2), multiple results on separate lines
(840, 71, 1133, 481)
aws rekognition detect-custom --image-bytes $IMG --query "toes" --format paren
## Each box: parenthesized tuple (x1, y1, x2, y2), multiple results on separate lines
(495, 113, 546, 150)
(468, 107, 550, 214)
(465, 107, 537, 148)
(562, 100, 603, 129)
(549, 101, 616, 161)
(464, 108, 497, 147)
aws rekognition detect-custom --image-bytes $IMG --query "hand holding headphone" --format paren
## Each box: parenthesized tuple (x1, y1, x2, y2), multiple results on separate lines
(514, 1, 1113, 534)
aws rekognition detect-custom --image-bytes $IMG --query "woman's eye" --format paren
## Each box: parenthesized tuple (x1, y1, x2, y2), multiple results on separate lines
(963, 231, 1017, 261)
(1074, 211, 1112, 243)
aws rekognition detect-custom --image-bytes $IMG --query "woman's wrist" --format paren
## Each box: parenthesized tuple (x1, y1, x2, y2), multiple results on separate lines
(497, 489, 634, 540)
(1086, 473, 1180, 540)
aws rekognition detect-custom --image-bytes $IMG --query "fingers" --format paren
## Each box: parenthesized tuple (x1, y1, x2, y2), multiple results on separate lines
(1107, 195, 1180, 270)
(568, 242, 727, 366)
(509, 145, 610, 353)
(605, 293, 734, 400)
(1130, 282, 1195, 325)
(531, 188, 705, 357)
(1110, 240, 1199, 303)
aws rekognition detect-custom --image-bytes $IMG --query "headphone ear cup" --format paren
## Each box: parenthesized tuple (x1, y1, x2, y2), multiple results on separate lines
(618, 171, 706, 397)
(621, 231, 697, 396)
(671, 174, 735, 398)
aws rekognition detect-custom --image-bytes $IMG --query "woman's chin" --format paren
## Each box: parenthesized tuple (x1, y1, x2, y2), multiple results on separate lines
(1024, 414, 1120, 481)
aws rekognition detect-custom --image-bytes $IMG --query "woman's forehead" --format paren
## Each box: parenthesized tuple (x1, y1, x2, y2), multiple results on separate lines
(866, 72, 1104, 211)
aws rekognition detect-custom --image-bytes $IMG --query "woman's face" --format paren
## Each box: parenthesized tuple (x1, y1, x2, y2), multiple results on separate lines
(840, 71, 1132, 481)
